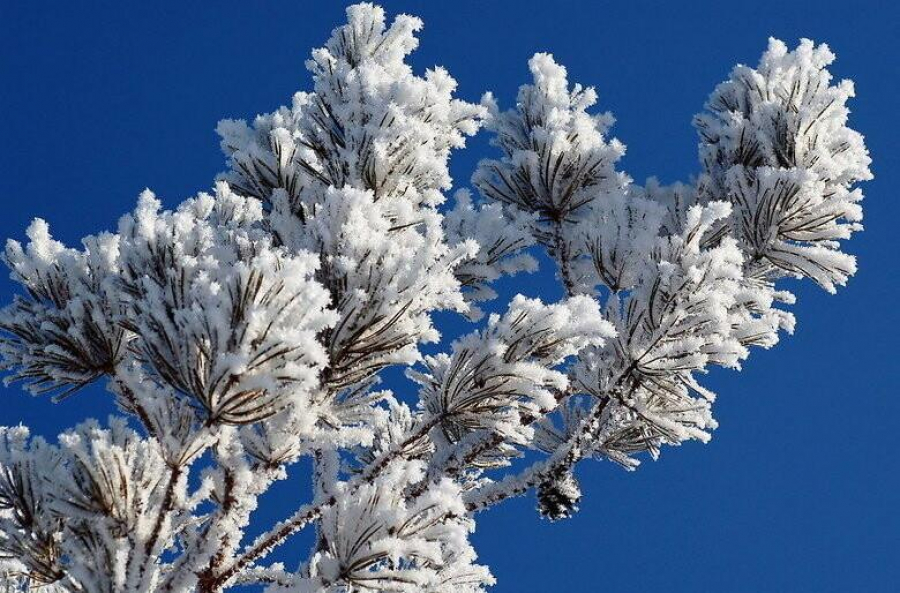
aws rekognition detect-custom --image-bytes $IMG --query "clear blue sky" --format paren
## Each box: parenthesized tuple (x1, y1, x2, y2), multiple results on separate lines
(1, 1, 898, 591)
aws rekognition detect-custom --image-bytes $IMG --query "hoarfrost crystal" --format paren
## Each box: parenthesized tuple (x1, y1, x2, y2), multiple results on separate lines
(0, 5, 870, 592)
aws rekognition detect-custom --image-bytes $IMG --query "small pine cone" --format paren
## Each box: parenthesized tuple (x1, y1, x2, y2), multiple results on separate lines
(537, 470, 582, 521)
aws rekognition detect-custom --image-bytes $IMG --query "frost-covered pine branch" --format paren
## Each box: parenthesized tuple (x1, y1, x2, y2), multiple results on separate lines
(0, 5, 870, 592)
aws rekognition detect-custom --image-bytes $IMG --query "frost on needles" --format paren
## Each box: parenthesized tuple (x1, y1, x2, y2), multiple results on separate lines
(0, 5, 871, 592)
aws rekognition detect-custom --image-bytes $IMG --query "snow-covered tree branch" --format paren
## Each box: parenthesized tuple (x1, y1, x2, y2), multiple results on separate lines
(0, 5, 870, 592)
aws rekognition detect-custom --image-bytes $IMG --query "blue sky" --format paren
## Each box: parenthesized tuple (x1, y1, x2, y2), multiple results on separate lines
(1, 1, 898, 591)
